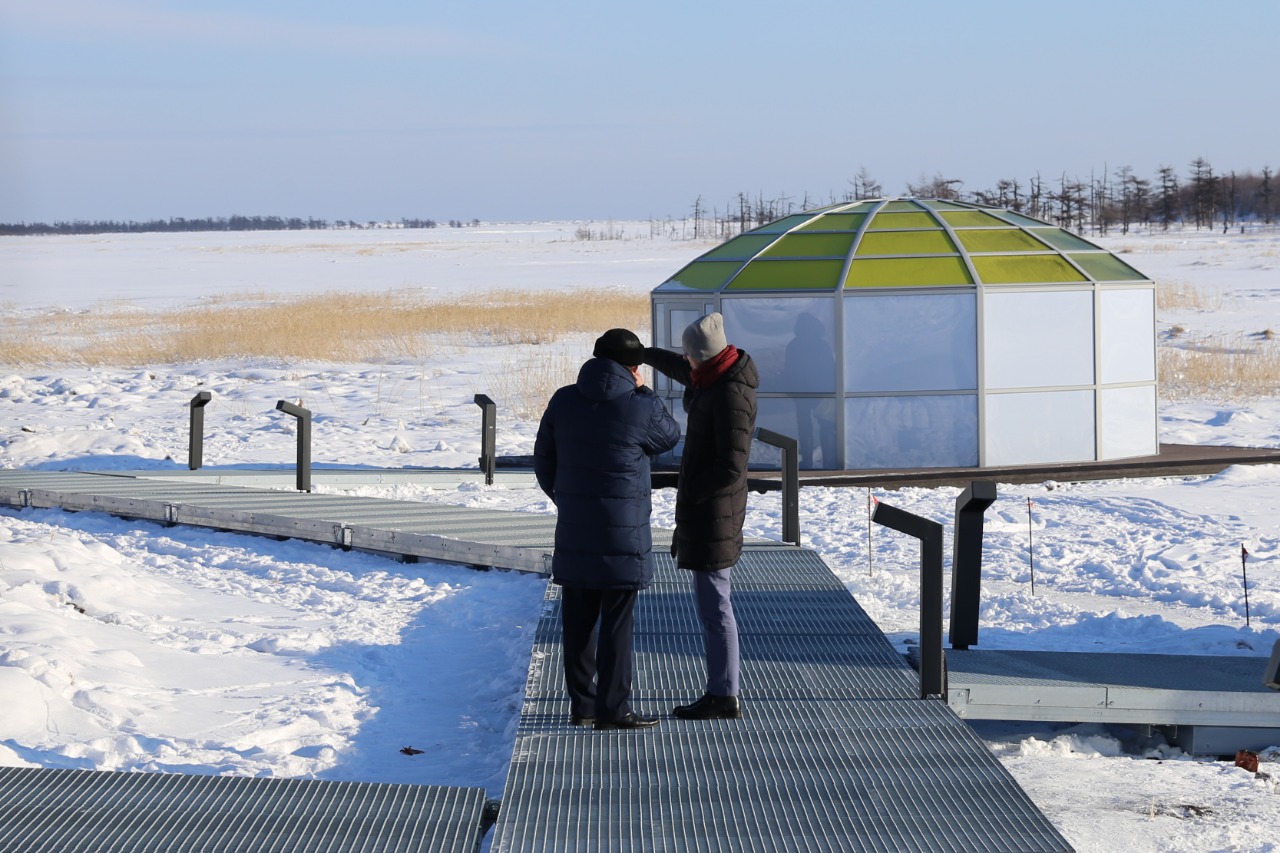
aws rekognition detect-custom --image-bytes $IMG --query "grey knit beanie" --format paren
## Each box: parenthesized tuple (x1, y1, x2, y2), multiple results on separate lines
(682, 312, 728, 362)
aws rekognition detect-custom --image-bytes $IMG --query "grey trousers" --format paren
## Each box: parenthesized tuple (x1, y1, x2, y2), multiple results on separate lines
(692, 567, 740, 696)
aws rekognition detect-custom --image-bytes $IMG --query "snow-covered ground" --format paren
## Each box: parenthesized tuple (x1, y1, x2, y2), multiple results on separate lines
(2, 223, 1280, 851)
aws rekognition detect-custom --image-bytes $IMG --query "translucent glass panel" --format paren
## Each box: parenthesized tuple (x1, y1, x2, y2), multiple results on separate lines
(995, 211, 1054, 228)
(1099, 385, 1157, 460)
(845, 293, 977, 392)
(664, 261, 742, 290)
(1099, 289, 1155, 383)
(749, 214, 816, 234)
(866, 212, 939, 230)
(845, 395, 979, 469)
(855, 230, 956, 256)
(1027, 228, 1098, 251)
(954, 229, 1049, 253)
(984, 290, 1094, 388)
(1071, 253, 1147, 281)
(761, 233, 856, 258)
(972, 254, 1089, 284)
(701, 234, 778, 261)
(720, 296, 836, 392)
(845, 256, 972, 288)
(940, 210, 1007, 227)
(726, 259, 845, 290)
(983, 390, 1095, 466)
(756, 397, 839, 470)
(667, 308, 703, 350)
(881, 200, 925, 212)
(798, 213, 866, 232)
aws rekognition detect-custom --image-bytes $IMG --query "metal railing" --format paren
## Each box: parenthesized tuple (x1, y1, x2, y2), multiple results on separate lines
(871, 499, 944, 699)
(753, 427, 800, 546)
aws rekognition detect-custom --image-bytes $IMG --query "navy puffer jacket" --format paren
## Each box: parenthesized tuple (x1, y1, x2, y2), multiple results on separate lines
(534, 357, 681, 590)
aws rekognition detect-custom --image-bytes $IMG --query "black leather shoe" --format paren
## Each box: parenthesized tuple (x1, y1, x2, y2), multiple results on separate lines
(673, 693, 742, 720)
(570, 714, 595, 726)
(593, 712, 660, 731)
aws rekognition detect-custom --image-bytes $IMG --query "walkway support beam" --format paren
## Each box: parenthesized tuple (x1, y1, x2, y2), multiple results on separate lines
(753, 427, 800, 545)
(872, 499, 944, 698)
(950, 481, 997, 650)
(275, 400, 312, 493)
(188, 391, 213, 471)
(474, 394, 496, 486)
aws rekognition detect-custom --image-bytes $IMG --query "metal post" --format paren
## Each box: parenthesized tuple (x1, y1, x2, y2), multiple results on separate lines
(275, 400, 312, 493)
(949, 481, 997, 650)
(474, 394, 496, 486)
(871, 499, 945, 699)
(753, 427, 799, 546)
(187, 391, 213, 470)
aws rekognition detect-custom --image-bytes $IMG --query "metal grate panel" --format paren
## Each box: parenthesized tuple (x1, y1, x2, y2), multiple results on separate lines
(500, 547, 1073, 852)
(0, 766, 487, 853)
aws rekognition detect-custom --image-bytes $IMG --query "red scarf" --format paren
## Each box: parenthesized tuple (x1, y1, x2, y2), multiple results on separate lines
(690, 345, 739, 389)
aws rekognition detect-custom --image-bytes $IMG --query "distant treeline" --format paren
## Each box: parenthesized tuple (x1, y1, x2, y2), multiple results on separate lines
(0, 215, 480, 237)
(681, 158, 1278, 240)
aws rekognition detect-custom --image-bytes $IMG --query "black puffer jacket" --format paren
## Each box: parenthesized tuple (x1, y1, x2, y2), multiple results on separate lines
(644, 347, 759, 571)
(534, 357, 681, 590)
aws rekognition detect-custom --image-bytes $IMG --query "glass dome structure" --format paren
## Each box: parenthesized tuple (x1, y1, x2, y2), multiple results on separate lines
(650, 197, 1157, 471)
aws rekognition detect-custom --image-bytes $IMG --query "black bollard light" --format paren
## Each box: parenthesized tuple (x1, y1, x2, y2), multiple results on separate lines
(275, 400, 312, 492)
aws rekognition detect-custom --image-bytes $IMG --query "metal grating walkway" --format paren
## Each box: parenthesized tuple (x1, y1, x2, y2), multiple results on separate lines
(0, 470, 580, 574)
(493, 548, 1074, 853)
(0, 766, 488, 852)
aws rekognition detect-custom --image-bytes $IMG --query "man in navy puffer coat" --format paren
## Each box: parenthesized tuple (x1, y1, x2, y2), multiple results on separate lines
(534, 328, 680, 730)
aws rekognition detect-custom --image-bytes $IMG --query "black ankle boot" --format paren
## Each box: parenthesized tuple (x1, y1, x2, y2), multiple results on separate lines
(672, 693, 742, 720)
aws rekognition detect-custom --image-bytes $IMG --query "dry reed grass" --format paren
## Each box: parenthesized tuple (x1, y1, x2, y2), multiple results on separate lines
(1, 289, 650, 419)
(1159, 335, 1280, 400)
(1, 289, 649, 366)
(1156, 278, 1224, 312)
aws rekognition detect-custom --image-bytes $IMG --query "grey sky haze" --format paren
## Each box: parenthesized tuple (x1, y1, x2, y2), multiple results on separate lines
(1, 0, 1276, 223)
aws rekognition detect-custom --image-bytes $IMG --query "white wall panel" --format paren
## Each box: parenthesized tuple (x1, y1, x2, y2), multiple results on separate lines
(845, 293, 977, 392)
(984, 291, 1094, 389)
(756, 397, 839, 470)
(984, 390, 1094, 466)
(1099, 385, 1157, 459)
(845, 395, 978, 469)
(1099, 289, 1156, 383)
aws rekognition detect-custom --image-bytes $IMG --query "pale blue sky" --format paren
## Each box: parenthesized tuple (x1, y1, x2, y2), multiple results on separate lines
(2, 0, 1276, 223)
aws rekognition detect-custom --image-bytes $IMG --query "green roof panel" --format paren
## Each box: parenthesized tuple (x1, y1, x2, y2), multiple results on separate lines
(972, 254, 1089, 284)
(1070, 253, 1149, 281)
(941, 210, 1009, 227)
(700, 234, 778, 261)
(665, 261, 743, 290)
(725, 259, 844, 290)
(866, 211, 939, 230)
(1029, 228, 1101, 251)
(761, 232, 857, 258)
(855, 229, 957, 256)
(797, 213, 867, 232)
(653, 198, 1151, 294)
(955, 229, 1050, 253)
(845, 256, 973, 288)
(748, 214, 818, 234)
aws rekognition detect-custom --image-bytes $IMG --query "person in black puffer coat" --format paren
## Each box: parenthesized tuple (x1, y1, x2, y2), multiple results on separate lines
(534, 328, 680, 731)
(643, 312, 759, 721)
